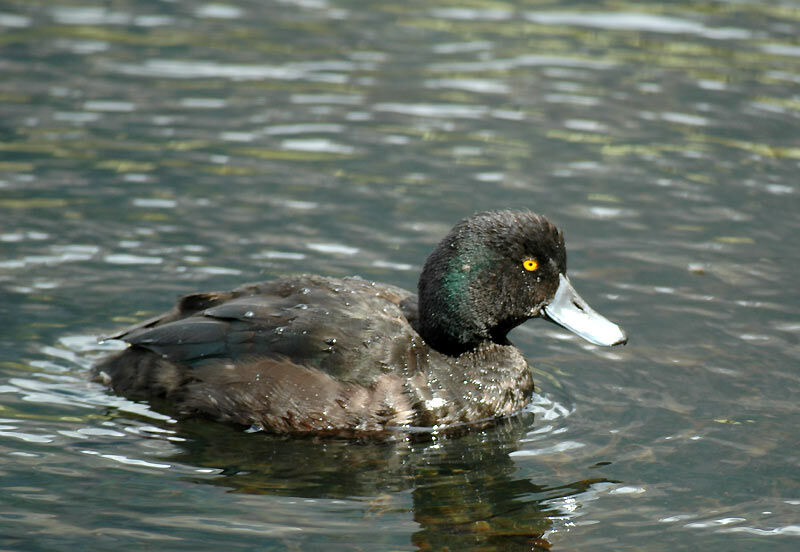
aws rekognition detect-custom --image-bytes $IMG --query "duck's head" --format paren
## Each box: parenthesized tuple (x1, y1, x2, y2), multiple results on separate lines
(417, 210, 627, 356)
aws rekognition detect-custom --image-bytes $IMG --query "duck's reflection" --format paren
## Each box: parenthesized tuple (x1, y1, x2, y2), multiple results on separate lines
(162, 413, 610, 551)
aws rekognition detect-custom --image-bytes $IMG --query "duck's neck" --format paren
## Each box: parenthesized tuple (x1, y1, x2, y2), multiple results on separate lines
(416, 324, 481, 357)
(416, 250, 500, 357)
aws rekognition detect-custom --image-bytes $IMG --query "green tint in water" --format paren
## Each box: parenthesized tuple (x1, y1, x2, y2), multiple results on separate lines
(1, 0, 799, 550)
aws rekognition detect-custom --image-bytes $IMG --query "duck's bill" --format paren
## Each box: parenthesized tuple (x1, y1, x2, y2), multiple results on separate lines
(543, 274, 627, 346)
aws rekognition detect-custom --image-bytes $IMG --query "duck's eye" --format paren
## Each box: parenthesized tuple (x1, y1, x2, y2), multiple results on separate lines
(522, 259, 539, 272)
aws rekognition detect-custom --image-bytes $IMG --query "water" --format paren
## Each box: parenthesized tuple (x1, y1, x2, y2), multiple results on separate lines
(1, 0, 799, 549)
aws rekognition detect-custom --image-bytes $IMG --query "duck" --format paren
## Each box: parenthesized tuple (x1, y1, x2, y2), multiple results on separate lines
(93, 210, 626, 435)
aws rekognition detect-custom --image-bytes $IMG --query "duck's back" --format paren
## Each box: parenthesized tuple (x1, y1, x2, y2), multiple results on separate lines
(94, 275, 428, 432)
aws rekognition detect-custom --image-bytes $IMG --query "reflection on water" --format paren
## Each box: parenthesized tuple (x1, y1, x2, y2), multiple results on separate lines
(2, 0, 800, 550)
(170, 415, 581, 551)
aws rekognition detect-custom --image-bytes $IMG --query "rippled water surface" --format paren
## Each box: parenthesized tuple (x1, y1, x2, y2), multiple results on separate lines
(2, 1, 799, 550)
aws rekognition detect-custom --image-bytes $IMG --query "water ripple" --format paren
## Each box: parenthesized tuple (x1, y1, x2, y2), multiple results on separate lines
(110, 59, 350, 83)
(524, 12, 752, 40)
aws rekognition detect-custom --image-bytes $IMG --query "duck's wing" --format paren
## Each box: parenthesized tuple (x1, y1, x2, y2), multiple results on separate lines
(102, 289, 244, 341)
(105, 275, 420, 385)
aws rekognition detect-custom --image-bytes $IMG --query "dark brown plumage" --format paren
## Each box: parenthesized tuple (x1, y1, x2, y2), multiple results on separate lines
(94, 210, 625, 435)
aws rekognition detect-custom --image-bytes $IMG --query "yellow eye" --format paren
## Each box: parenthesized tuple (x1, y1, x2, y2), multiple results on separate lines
(523, 259, 538, 271)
